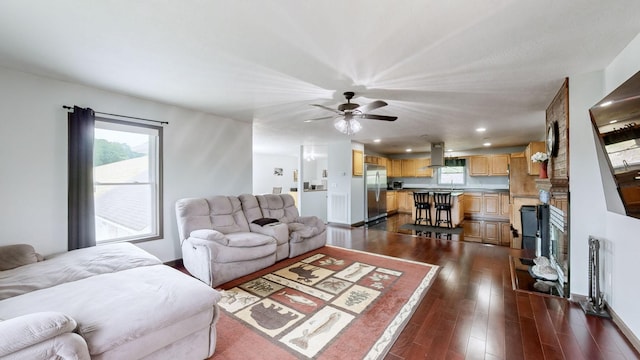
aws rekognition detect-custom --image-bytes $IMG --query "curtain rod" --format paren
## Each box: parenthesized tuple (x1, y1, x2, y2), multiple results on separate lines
(63, 105, 169, 125)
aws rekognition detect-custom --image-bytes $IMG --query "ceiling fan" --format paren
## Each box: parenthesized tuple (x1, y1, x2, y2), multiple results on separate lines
(308, 91, 397, 135)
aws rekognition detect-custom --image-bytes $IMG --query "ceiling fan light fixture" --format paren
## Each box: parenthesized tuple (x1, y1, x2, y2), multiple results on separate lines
(334, 117, 362, 135)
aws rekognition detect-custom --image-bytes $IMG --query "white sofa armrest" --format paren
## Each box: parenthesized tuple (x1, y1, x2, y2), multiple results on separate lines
(0, 312, 79, 357)
(249, 222, 289, 244)
(295, 216, 326, 232)
(189, 229, 229, 246)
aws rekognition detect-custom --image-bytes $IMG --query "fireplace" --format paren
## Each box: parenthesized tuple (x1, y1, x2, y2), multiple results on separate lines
(548, 204, 568, 288)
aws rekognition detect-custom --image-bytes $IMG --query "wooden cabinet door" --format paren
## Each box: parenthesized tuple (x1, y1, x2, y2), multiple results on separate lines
(469, 156, 489, 176)
(489, 154, 509, 176)
(464, 193, 483, 214)
(386, 192, 397, 212)
(463, 220, 482, 242)
(483, 193, 500, 217)
(415, 158, 433, 177)
(352, 150, 363, 176)
(484, 222, 500, 245)
(500, 192, 511, 218)
(500, 222, 512, 247)
(401, 159, 416, 177)
(398, 192, 411, 213)
(524, 141, 545, 175)
(415, 158, 432, 177)
(390, 159, 402, 177)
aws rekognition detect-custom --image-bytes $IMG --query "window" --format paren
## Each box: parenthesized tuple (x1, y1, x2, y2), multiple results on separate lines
(438, 159, 466, 186)
(93, 119, 162, 243)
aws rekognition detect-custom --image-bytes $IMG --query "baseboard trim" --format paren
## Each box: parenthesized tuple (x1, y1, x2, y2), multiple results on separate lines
(607, 302, 640, 353)
(571, 294, 640, 353)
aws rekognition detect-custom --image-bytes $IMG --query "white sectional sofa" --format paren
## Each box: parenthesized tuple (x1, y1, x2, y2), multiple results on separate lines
(0, 243, 221, 360)
(175, 193, 327, 287)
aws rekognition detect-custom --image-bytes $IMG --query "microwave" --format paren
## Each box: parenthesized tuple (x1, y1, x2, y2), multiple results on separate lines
(391, 181, 403, 189)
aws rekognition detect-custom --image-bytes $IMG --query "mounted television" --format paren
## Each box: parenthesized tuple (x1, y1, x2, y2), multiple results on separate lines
(589, 70, 640, 219)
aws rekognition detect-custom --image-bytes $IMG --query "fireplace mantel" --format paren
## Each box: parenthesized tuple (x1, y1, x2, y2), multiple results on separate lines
(535, 178, 569, 195)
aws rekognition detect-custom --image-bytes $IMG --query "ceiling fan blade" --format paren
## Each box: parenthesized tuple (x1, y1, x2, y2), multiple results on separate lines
(361, 114, 398, 121)
(310, 104, 343, 115)
(355, 100, 388, 113)
(304, 116, 335, 122)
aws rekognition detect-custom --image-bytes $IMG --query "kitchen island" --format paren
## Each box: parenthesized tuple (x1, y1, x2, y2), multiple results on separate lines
(392, 189, 465, 228)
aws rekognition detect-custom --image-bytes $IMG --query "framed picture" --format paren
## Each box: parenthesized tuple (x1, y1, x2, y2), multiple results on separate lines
(274, 168, 283, 176)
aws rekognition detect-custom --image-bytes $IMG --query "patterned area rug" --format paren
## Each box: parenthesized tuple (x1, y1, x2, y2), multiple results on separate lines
(213, 246, 439, 360)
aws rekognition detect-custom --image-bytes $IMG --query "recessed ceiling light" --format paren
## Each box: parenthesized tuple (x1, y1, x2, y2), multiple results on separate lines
(609, 120, 618, 124)
(483, 142, 491, 147)
(406, 148, 412, 152)
(476, 128, 486, 132)
(447, 149, 453, 152)
(304, 120, 312, 123)
(373, 139, 381, 143)
(600, 101, 613, 107)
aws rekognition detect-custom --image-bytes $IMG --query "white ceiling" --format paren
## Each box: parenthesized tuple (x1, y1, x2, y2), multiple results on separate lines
(1, 1, 639, 156)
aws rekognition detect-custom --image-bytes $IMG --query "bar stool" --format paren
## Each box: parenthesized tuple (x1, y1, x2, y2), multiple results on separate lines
(433, 192, 453, 228)
(413, 192, 432, 226)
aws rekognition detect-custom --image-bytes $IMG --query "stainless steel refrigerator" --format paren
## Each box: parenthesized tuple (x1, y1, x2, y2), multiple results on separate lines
(365, 164, 387, 222)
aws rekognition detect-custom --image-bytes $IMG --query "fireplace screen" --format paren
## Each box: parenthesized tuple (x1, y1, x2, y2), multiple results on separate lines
(549, 205, 568, 287)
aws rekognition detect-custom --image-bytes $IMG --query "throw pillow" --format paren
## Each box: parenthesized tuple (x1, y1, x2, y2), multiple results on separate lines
(0, 244, 40, 271)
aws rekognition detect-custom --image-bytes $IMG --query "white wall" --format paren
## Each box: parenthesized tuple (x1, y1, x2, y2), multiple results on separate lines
(0, 67, 252, 261)
(252, 153, 297, 195)
(570, 31, 640, 339)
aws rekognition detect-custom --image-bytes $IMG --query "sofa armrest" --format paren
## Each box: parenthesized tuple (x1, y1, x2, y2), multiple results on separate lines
(249, 222, 289, 244)
(295, 216, 326, 232)
(189, 229, 230, 246)
(0, 312, 78, 357)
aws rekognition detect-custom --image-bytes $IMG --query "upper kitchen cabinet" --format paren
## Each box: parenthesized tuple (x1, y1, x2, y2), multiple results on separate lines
(524, 141, 546, 176)
(352, 149, 363, 176)
(415, 158, 433, 177)
(401, 159, 416, 177)
(468, 154, 510, 176)
(390, 159, 402, 177)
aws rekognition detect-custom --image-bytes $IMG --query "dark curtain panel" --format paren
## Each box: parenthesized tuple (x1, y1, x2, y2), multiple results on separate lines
(68, 106, 96, 250)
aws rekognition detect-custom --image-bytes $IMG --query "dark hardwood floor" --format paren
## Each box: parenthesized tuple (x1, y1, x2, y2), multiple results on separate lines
(326, 214, 640, 359)
(176, 213, 639, 359)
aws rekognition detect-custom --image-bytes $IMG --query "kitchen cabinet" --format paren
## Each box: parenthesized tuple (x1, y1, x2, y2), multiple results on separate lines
(352, 150, 363, 176)
(490, 154, 510, 176)
(524, 141, 546, 176)
(464, 192, 483, 215)
(464, 191, 509, 220)
(469, 156, 489, 176)
(386, 191, 398, 213)
(500, 192, 511, 218)
(463, 219, 511, 246)
(463, 220, 482, 243)
(469, 154, 510, 176)
(390, 159, 402, 177)
(501, 222, 512, 247)
(397, 191, 412, 213)
(401, 159, 416, 177)
(415, 158, 433, 177)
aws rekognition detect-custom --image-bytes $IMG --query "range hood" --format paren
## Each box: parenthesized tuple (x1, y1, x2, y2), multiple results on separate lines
(429, 142, 444, 167)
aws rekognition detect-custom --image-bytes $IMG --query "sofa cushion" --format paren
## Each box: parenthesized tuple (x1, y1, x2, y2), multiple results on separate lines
(206, 196, 251, 234)
(0, 244, 41, 271)
(0, 243, 161, 300)
(288, 223, 318, 243)
(0, 265, 220, 358)
(190, 229, 227, 245)
(0, 311, 78, 357)
(256, 194, 300, 223)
